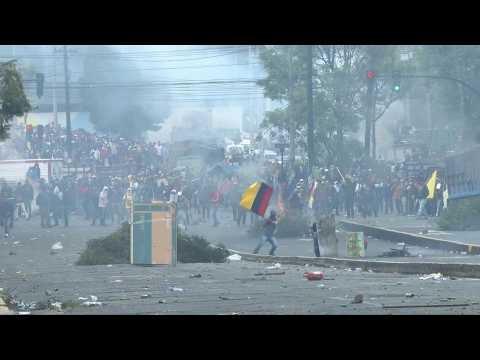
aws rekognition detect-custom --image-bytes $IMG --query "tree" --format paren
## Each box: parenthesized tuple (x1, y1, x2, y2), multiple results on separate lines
(78, 45, 169, 139)
(257, 45, 308, 169)
(0, 61, 31, 141)
(414, 45, 480, 144)
(258, 45, 402, 170)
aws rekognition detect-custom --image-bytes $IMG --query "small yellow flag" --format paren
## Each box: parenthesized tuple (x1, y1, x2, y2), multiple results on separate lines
(426, 170, 437, 199)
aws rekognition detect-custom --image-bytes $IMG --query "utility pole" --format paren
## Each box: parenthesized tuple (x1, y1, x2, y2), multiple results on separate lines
(365, 71, 375, 158)
(372, 82, 379, 160)
(287, 46, 295, 173)
(306, 45, 315, 175)
(63, 45, 72, 159)
(53, 46, 58, 125)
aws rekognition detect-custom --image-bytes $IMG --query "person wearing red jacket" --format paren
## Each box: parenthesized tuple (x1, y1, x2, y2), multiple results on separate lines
(211, 187, 221, 227)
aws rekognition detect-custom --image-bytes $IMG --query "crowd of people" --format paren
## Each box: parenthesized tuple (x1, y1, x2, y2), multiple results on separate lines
(0, 120, 448, 240)
(26, 122, 168, 171)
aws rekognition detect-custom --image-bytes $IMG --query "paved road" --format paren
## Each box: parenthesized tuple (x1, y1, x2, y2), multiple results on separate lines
(2, 210, 480, 314)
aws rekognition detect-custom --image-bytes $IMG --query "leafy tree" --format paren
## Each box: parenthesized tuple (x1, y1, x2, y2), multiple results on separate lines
(257, 45, 308, 169)
(258, 45, 401, 170)
(0, 61, 31, 141)
(414, 45, 480, 144)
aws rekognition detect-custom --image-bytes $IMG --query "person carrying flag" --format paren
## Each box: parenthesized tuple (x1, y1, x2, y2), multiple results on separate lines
(253, 210, 278, 256)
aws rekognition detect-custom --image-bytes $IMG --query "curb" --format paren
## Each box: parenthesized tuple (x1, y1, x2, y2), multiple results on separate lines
(229, 250, 480, 279)
(339, 220, 480, 255)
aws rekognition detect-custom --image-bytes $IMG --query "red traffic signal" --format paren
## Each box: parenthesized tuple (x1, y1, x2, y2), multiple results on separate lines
(367, 71, 376, 79)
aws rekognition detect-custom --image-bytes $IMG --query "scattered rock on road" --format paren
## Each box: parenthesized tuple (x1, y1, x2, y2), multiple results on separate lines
(352, 294, 364, 304)
(51, 242, 63, 250)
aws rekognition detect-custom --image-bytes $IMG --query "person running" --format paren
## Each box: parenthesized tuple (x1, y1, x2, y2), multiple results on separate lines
(253, 210, 278, 256)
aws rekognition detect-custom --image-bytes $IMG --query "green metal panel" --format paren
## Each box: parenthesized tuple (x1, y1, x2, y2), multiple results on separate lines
(132, 212, 152, 264)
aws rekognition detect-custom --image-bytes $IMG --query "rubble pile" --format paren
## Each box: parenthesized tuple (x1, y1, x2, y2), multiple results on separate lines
(77, 223, 230, 265)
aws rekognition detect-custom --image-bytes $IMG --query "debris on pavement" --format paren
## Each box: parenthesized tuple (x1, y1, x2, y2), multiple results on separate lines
(169, 287, 184, 292)
(265, 263, 281, 270)
(419, 273, 447, 280)
(380, 244, 411, 257)
(304, 271, 324, 281)
(254, 271, 285, 276)
(50, 302, 63, 311)
(51, 242, 63, 250)
(189, 274, 202, 278)
(227, 254, 241, 261)
(439, 297, 457, 302)
(82, 301, 103, 307)
(219, 296, 252, 301)
(81, 296, 102, 307)
(352, 294, 364, 304)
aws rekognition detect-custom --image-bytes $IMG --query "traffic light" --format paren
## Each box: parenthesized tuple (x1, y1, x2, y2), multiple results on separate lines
(392, 72, 401, 92)
(367, 71, 376, 80)
(36, 73, 44, 98)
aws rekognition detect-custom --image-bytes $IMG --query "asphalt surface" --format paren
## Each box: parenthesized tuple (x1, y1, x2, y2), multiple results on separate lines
(2, 210, 480, 314)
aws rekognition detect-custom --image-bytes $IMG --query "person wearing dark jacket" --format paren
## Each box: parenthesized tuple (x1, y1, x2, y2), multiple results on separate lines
(253, 210, 278, 256)
(36, 186, 50, 228)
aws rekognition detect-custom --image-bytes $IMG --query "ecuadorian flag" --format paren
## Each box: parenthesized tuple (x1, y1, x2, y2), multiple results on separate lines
(240, 181, 273, 217)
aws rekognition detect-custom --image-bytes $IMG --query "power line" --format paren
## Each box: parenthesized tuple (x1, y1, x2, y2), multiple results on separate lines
(0, 46, 244, 58)
(43, 62, 263, 78)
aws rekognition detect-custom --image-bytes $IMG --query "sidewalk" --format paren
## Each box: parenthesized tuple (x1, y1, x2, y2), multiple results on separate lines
(345, 214, 480, 246)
